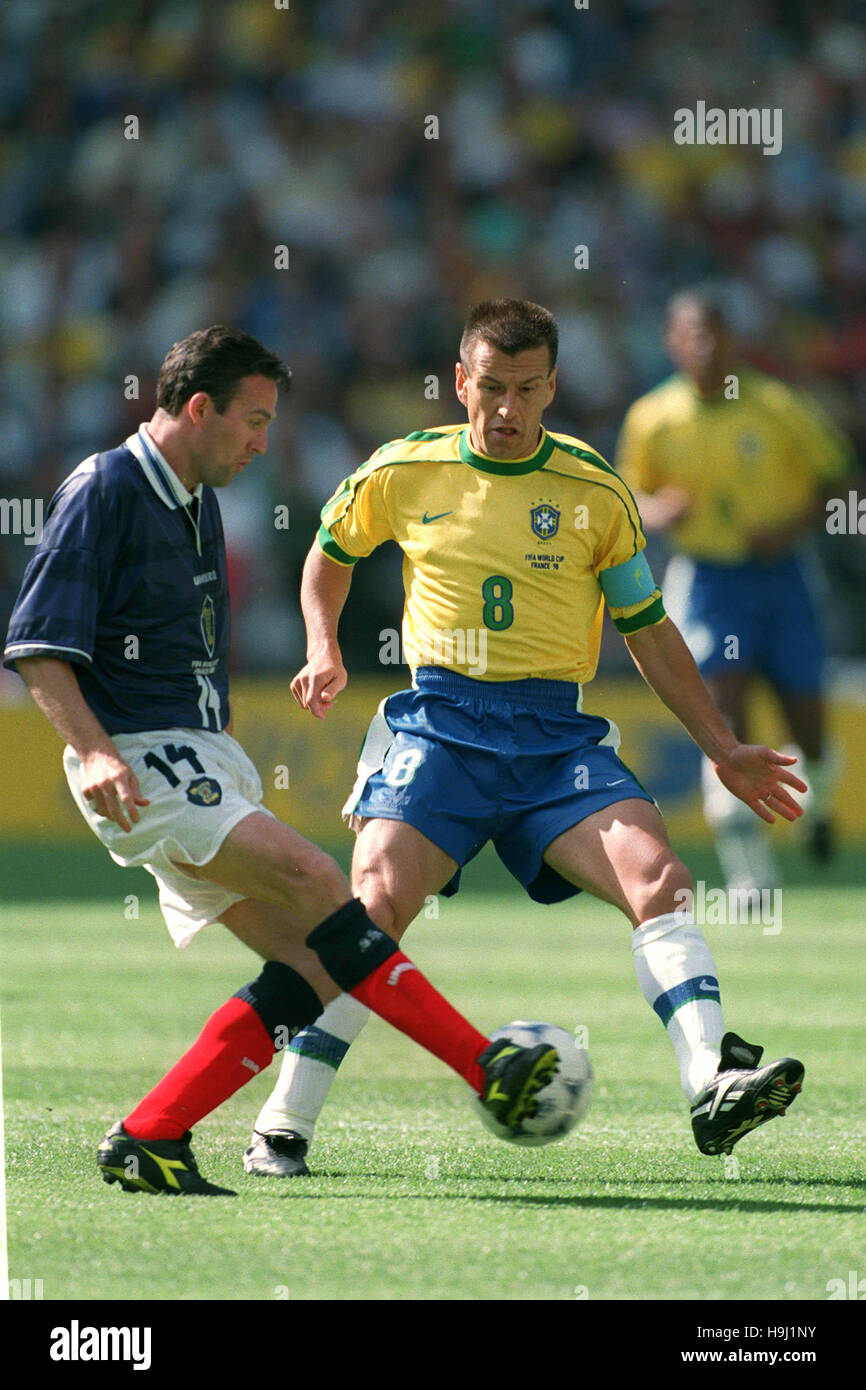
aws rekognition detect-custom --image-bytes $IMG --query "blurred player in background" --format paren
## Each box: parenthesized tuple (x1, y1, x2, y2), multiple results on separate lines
(3, 325, 565, 1195)
(617, 290, 855, 892)
(245, 298, 806, 1179)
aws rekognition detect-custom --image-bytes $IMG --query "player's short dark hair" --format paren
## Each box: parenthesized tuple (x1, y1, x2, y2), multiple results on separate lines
(460, 299, 558, 374)
(156, 326, 292, 416)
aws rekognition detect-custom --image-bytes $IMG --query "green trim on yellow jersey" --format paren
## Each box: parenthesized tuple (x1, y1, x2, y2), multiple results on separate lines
(406, 428, 463, 443)
(548, 432, 645, 510)
(613, 595, 667, 635)
(318, 426, 465, 544)
(545, 467, 643, 556)
(317, 523, 358, 566)
(542, 434, 645, 558)
(354, 426, 464, 472)
(547, 432, 617, 473)
(459, 428, 556, 475)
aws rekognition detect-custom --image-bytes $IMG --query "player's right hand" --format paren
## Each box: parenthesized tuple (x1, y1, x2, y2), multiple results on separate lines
(81, 752, 150, 833)
(713, 744, 807, 825)
(291, 650, 348, 719)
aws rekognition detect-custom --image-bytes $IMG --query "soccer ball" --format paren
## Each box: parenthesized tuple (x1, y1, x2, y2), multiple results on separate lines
(474, 1021, 593, 1147)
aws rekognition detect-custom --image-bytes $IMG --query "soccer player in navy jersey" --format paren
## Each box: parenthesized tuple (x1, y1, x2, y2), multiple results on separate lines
(3, 325, 562, 1195)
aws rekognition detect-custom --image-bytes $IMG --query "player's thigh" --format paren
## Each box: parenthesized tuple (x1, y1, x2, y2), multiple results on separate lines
(543, 799, 692, 926)
(178, 810, 350, 929)
(351, 817, 459, 937)
(221, 898, 339, 1004)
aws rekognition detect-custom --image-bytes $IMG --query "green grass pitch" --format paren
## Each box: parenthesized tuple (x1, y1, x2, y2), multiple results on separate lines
(3, 844, 865, 1302)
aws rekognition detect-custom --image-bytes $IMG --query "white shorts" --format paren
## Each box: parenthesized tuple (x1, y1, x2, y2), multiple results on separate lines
(64, 728, 268, 949)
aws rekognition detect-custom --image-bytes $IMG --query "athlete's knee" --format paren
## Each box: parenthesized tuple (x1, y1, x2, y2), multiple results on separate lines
(350, 862, 409, 938)
(284, 844, 348, 902)
(302, 842, 344, 885)
(632, 849, 692, 920)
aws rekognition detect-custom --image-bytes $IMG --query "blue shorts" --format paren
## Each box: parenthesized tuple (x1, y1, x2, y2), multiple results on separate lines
(344, 667, 655, 904)
(666, 553, 824, 694)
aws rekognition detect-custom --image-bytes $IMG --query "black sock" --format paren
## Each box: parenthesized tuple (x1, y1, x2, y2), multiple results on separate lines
(306, 899, 398, 992)
(233, 961, 322, 1045)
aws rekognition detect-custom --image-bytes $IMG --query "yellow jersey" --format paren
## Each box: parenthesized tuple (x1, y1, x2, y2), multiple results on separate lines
(616, 368, 853, 563)
(318, 424, 664, 684)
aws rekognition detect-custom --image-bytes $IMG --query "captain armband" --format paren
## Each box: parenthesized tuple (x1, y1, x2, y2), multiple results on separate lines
(598, 551, 657, 607)
(598, 552, 666, 634)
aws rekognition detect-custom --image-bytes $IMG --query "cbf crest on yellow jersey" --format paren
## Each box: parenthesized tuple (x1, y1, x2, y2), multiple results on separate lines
(317, 425, 664, 684)
(616, 369, 853, 563)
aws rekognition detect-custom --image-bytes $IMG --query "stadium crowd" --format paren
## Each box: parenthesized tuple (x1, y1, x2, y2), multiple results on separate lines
(1, 0, 863, 679)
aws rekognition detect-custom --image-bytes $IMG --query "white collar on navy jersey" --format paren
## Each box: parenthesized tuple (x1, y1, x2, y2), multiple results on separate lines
(127, 426, 204, 511)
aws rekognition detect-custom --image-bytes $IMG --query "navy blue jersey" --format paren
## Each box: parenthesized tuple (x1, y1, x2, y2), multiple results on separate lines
(4, 428, 231, 734)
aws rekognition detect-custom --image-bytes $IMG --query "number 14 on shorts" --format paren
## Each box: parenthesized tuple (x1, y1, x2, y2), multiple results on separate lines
(144, 742, 224, 806)
(144, 743, 206, 787)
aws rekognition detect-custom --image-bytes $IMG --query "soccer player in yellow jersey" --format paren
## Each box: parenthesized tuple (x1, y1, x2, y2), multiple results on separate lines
(245, 299, 807, 1177)
(617, 289, 854, 891)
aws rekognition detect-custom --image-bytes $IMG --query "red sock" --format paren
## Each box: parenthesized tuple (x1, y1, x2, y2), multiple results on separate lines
(124, 997, 275, 1140)
(350, 952, 488, 1093)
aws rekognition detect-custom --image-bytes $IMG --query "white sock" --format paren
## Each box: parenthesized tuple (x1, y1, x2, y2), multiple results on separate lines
(632, 911, 725, 1102)
(252, 994, 370, 1144)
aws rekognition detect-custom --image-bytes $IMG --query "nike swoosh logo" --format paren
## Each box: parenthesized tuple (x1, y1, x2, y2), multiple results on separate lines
(421, 511, 453, 524)
(605, 779, 626, 787)
(698, 978, 718, 992)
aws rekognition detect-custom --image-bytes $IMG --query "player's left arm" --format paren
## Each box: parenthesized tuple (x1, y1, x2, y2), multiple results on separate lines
(625, 616, 807, 824)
